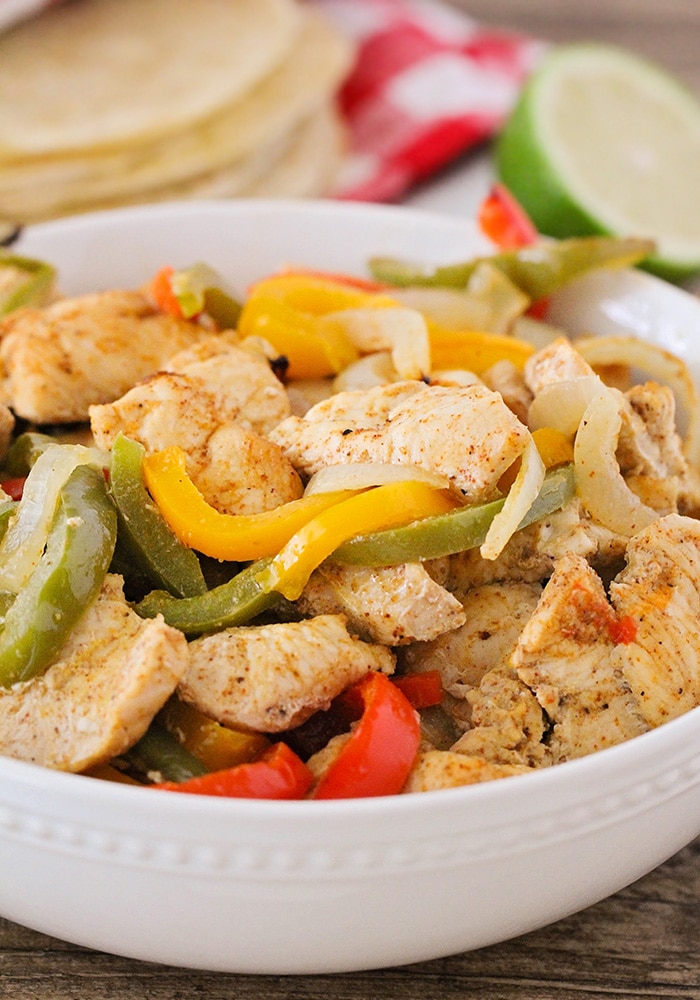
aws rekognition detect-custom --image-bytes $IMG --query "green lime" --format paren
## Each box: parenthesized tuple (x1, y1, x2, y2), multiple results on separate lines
(495, 43, 700, 282)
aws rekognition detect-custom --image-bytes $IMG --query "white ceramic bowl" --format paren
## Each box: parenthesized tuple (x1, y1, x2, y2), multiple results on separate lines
(2, 200, 700, 975)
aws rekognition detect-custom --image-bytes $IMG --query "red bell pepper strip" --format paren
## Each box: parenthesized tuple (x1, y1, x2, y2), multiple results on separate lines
(478, 183, 539, 249)
(150, 265, 187, 319)
(391, 670, 443, 710)
(1, 477, 26, 501)
(153, 742, 313, 800)
(478, 184, 552, 317)
(314, 672, 420, 800)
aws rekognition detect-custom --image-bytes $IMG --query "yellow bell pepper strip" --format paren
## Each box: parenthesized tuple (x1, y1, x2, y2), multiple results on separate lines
(238, 273, 400, 380)
(82, 763, 142, 785)
(531, 426, 575, 468)
(313, 672, 420, 800)
(158, 696, 269, 772)
(153, 741, 314, 800)
(330, 463, 575, 567)
(142, 445, 358, 562)
(0, 464, 117, 688)
(256, 481, 460, 602)
(428, 322, 535, 373)
(109, 435, 207, 598)
(0, 251, 56, 316)
(369, 235, 656, 301)
(133, 557, 280, 637)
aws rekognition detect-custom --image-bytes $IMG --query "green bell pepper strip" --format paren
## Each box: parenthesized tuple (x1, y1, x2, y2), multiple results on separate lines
(0, 442, 109, 595)
(120, 720, 208, 783)
(170, 262, 242, 328)
(108, 434, 207, 599)
(329, 464, 575, 566)
(0, 464, 117, 688)
(1, 431, 58, 477)
(135, 466, 575, 634)
(133, 556, 280, 638)
(369, 236, 655, 303)
(0, 251, 56, 316)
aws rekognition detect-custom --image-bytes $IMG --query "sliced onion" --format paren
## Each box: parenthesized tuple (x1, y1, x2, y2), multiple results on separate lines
(332, 351, 398, 393)
(319, 307, 430, 380)
(429, 369, 483, 387)
(304, 462, 452, 496)
(480, 437, 545, 561)
(575, 335, 700, 466)
(574, 387, 658, 536)
(527, 375, 604, 435)
(0, 442, 108, 593)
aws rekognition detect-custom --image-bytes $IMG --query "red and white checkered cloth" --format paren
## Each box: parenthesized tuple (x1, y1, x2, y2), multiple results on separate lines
(0, 0, 544, 205)
(318, 0, 545, 202)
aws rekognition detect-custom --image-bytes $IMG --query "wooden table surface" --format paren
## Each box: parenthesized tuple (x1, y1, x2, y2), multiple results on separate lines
(2, 1, 700, 996)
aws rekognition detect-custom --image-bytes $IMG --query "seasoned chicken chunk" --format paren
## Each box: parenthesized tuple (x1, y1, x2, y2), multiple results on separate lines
(90, 338, 301, 515)
(444, 499, 624, 594)
(510, 514, 700, 764)
(180, 614, 395, 733)
(610, 513, 700, 727)
(0, 575, 188, 772)
(452, 664, 549, 768)
(296, 561, 466, 645)
(400, 581, 542, 702)
(403, 751, 532, 792)
(269, 380, 530, 502)
(512, 552, 651, 762)
(524, 336, 595, 394)
(0, 401, 13, 460)
(0, 290, 210, 423)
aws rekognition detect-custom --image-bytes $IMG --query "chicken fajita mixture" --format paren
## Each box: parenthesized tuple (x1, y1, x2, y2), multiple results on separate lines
(1, 193, 700, 800)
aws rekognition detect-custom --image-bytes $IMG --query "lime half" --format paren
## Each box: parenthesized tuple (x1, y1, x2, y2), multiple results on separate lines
(495, 44, 700, 282)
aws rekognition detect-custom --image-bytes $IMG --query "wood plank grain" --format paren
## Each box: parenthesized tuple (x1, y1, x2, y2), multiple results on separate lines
(450, 0, 700, 92)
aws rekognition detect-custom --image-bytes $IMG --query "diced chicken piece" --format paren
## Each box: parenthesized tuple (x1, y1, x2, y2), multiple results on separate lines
(403, 751, 532, 792)
(511, 553, 650, 763)
(90, 339, 301, 515)
(295, 562, 466, 645)
(622, 381, 700, 515)
(482, 359, 533, 424)
(0, 290, 210, 423)
(0, 575, 188, 772)
(306, 731, 351, 785)
(610, 513, 700, 727)
(0, 401, 13, 460)
(161, 334, 292, 435)
(444, 499, 624, 594)
(270, 380, 530, 502)
(400, 582, 542, 703)
(452, 664, 549, 768)
(524, 336, 595, 394)
(180, 614, 395, 733)
(527, 340, 692, 518)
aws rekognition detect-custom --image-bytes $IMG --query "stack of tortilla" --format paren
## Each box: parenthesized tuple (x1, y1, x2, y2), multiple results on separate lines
(0, 0, 354, 223)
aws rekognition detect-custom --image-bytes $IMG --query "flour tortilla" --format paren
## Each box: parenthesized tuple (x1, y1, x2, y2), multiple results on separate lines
(0, 0, 302, 157)
(33, 104, 348, 218)
(0, 7, 352, 221)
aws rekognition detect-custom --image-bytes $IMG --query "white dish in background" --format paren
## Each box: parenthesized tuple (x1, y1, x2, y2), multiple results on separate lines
(1, 199, 699, 975)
